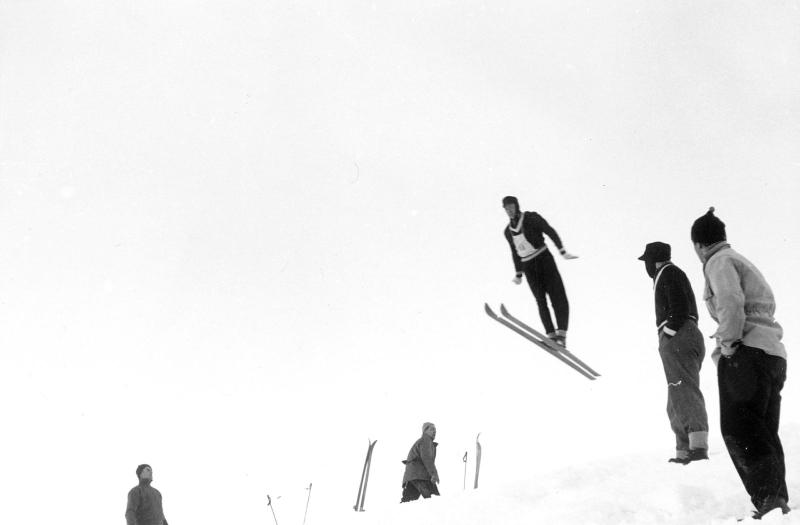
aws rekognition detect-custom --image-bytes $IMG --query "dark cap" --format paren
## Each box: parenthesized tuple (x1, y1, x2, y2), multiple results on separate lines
(501, 196, 519, 207)
(638, 242, 671, 262)
(691, 207, 726, 245)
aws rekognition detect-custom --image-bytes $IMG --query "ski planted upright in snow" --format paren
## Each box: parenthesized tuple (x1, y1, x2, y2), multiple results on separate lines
(500, 304, 601, 377)
(354, 439, 377, 512)
(484, 303, 597, 380)
(474, 432, 482, 489)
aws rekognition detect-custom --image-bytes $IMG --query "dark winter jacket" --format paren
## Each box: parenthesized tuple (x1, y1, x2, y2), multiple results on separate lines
(652, 263, 699, 337)
(402, 434, 438, 484)
(504, 211, 564, 273)
(126, 481, 168, 525)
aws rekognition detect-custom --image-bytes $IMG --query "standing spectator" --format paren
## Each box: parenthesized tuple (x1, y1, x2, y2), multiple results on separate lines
(401, 422, 440, 502)
(126, 464, 169, 525)
(638, 241, 709, 464)
(691, 207, 789, 519)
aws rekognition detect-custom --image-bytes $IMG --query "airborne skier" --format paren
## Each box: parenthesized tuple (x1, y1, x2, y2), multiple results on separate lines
(502, 195, 577, 347)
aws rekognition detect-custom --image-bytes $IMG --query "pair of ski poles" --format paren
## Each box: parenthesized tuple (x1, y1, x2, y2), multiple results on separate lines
(267, 483, 312, 525)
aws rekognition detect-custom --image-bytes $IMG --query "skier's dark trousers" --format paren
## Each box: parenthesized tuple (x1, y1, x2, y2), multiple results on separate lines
(520, 250, 568, 335)
(502, 195, 577, 347)
(691, 207, 789, 518)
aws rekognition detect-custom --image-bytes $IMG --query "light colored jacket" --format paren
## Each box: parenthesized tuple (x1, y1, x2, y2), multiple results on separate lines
(701, 242, 785, 363)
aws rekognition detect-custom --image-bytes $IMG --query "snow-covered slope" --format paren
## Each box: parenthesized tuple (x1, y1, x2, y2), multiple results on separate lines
(343, 423, 800, 525)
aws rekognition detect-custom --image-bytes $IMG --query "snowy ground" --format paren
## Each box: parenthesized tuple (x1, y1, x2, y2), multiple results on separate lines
(335, 423, 800, 525)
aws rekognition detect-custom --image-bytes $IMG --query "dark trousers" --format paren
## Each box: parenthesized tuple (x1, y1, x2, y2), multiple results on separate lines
(718, 345, 788, 508)
(521, 251, 569, 334)
(400, 480, 439, 503)
(658, 321, 709, 450)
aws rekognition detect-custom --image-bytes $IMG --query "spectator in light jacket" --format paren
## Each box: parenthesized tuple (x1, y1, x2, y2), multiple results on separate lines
(691, 207, 789, 520)
(401, 422, 440, 502)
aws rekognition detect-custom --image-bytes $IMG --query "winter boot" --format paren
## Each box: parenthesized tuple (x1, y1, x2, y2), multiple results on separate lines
(668, 449, 690, 465)
(669, 448, 707, 465)
(686, 448, 708, 462)
(752, 497, 790, 520)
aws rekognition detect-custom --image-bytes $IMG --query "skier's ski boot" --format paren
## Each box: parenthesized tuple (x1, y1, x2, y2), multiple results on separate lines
(549, 330, 567, 348)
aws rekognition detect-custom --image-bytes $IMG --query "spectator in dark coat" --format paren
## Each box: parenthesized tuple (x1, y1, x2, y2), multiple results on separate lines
(639, 242, 709, 465)
(401, 422, 440, 502)
(126, 464, 169, 525)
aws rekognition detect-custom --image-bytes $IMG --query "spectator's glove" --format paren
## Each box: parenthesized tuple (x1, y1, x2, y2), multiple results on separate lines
(559, 248, 578, 260)
(512, 273, 523, 285)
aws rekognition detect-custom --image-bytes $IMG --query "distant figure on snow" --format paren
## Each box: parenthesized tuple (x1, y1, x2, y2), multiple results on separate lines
(638, 241, 709, 465)
(691, 207, 790, 519)
(502, 195, 578, 347)
(126, 464, 169, 525)
(401, 422, 440, 503)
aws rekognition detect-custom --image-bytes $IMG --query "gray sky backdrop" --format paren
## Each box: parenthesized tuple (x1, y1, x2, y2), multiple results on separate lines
(1, 1, 798, 523)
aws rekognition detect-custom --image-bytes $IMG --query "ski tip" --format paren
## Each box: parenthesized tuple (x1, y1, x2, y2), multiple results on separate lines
(484, 303, 494, 315)
(499, 303, 509, 315)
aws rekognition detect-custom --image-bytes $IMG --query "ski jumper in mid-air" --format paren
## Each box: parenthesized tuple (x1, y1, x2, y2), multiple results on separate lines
(502, 195, 577, 347)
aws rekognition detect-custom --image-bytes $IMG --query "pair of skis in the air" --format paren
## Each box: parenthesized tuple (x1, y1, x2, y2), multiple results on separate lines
(484, 303, 601, 380)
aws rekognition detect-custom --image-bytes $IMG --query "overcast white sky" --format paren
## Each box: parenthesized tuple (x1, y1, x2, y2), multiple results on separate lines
(1, 1, 798, 523)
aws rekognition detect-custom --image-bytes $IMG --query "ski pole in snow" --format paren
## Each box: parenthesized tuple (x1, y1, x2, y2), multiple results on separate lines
(302, 483, 312, 525)
(474, 433, 482, 489)
(266, 494, 279, 525)
(462, 451, 468, 490)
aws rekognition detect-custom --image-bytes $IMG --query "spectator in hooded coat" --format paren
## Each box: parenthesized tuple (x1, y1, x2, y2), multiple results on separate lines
(401, 422, 440, 502)
(125, 464, 169, 525)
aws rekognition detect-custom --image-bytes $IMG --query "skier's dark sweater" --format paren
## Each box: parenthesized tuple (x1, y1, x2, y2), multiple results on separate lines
(503, 211, 564, 272)
(653, 263, 699, 337)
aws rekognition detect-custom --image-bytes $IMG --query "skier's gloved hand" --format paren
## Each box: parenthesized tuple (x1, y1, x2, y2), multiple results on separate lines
(559, 248, 578, 260)
(431, 474, 440, 484)
(512, 274, 523, 285)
